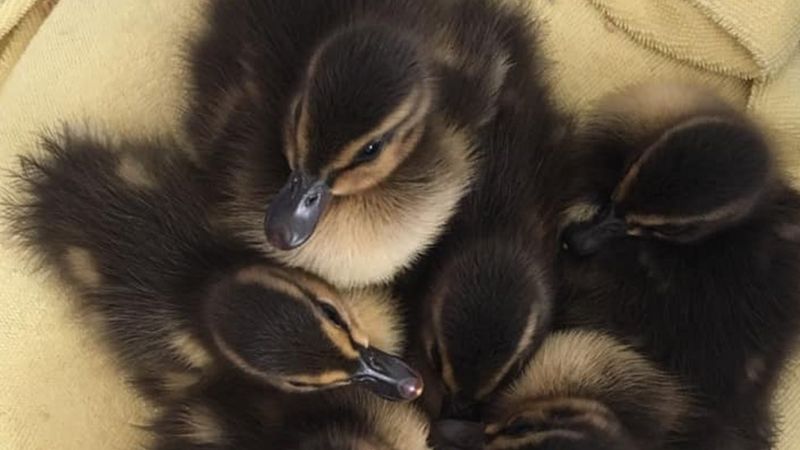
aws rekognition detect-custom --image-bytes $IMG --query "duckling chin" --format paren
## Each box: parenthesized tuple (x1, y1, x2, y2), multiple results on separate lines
(187, 0, 536, 287)
(556, 82, 800, 448)
(7, 132, 421, 403)
(484, 330, 690, 450)
(149, 379, 432, 450)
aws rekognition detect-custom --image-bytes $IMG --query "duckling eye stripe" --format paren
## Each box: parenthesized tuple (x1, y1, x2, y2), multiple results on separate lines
(613, 115, 731, 203)
(476, 304, 541, 400)
(627, 191, 762, 228)
(295, 92, 312, 168)
(327, 86, 424, 172)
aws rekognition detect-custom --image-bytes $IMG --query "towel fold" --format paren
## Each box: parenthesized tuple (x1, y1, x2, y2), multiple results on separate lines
(0, 0, 57, 88)
(590, 0, 800, 78)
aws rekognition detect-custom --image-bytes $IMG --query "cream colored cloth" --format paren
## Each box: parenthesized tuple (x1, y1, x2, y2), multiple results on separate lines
(0, 0, 799, 449)
(0, 1, 204, 449)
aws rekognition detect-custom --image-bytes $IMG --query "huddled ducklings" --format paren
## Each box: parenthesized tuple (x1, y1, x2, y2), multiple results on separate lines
(557, 83, 800, 449)
(403, 5, 565, 428)
(187, 0, 547, 288)
(149, 375, 432, 450)
(484, 330, 690, 450)
(8, 132, 420, 402)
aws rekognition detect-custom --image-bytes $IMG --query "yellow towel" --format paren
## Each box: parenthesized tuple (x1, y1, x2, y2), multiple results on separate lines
(0, 0, 57, 88)
(0, 0, 799, 449)
(0, 1, 204, 449)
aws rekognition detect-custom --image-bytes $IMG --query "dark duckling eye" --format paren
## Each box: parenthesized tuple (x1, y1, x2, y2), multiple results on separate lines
(318, 301, 348, 330)
(355, 132, 394, 164)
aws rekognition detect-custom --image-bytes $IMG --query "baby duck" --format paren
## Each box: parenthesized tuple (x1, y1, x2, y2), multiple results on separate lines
(8, 132, 420, 402)
(187, 0, 541, 287)
(149, 376, 432, 450)
(484, 330, 690, 450)
(404, 31, 564, 426)
(557, 83, 800, 448)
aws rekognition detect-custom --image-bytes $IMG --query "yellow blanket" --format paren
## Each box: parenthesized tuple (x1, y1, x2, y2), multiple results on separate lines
(0, 0, 798, 448)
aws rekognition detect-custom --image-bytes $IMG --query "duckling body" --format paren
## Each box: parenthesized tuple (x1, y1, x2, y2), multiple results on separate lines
(399, 2, 566, 425)
(187, 0, 541, 288)
(9, 132, 420, 402)
(150, 376, 432, 450)
(557, 83, 800, 449)
(485, 330, 691, 450)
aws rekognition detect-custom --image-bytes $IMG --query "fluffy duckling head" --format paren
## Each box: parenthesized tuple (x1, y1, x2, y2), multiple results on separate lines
(422, 238, 553, 420)
(205, 264, 423, 401)
(483, 330, 690, 450)
(560, 83, 775, 255)
(265, 23, 434, 250)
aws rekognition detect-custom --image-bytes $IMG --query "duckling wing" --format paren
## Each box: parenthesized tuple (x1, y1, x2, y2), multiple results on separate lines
(6, 130, 258, 399)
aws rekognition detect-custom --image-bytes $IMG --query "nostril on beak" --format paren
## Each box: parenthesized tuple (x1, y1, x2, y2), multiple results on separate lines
(304, 193, 320, 207)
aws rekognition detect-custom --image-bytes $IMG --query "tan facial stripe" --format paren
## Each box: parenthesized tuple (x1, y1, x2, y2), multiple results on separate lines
(278, 268, 342, 308)
(432, 291, 458, 393)
(627, 192, 761, 228)
(211, 326, 281, 382)
(295, 92, 312, 168)
(328, 85, 426, 173)
(289, 370, 351, 386)
(319, 317, 360, 360)
(329, 130, 421, 195)
(612, 147, 647, 203)
(227, 266, 361, 375)
(613, 115, 732, 203)
(212, 322, 352, 389)
(265, 268, 365, 355)
(235, 266, 307, 301)
(283, 98, 302, 170)
(475, 302, 543, 400)
(488, 398, 615, 449)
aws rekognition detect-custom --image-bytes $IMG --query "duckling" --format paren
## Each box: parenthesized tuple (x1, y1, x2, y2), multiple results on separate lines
(484, 329, 690, 450)
(186, 0, 545, 288)
(149, 376, 432, 450)
(7, 131, 420, 402)
(401, 20, 566, 425)
(557, 83, 800, 449)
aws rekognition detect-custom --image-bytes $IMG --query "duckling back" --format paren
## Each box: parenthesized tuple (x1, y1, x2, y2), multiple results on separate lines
(7, 131, 255, 388)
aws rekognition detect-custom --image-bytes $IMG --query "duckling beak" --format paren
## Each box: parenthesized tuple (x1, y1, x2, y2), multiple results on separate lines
(561, 205, 626, 256)
(352, 347, 424, 401)
(264, 171, 331, 250)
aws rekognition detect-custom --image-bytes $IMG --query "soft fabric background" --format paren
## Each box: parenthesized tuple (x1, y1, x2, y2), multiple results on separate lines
(0, 0, 798, 448)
